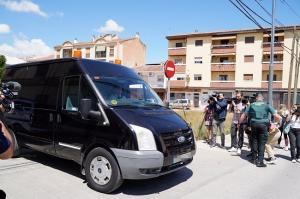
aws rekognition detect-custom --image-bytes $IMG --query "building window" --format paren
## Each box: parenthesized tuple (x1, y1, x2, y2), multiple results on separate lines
(245, 36, 255, 43)
(221, 39, 229, 45)
(174, 58, 183, 64)
(219, 75, 228, 81)
(267, 74, 277, 81)
(194, 74, 202, 80)
(220, 57, 229, 63)
(195, 40, 203, 46)
(157, 75, 164, 82)
(95, 45, 106, 58)
(175, 42, 183, 48)
(109, 46, 114, 57)
(86, 48, 90, 58)
(194, 57, 203, 64)
(62, 49, 72, 58)
(244, 55, 254, 62)
(267, 36, 279, 42)
(243, 74, 253, 81)
(177, 77, 184, 80)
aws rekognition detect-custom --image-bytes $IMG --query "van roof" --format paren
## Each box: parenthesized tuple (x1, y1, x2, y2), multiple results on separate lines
(6, 58, 142, 80)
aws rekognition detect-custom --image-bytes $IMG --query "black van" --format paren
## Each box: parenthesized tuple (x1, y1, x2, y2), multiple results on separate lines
(3, 58, 196, 193)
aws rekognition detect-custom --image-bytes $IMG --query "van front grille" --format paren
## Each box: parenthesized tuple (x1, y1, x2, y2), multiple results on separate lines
(160, 129, 194, 156)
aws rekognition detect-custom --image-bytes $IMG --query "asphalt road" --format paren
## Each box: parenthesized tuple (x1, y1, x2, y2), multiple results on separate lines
(0, 136, 299, 199)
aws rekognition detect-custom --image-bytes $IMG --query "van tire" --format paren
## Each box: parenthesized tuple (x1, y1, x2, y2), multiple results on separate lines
(85, 147, 123, 193)
(8, 128, 20, 157)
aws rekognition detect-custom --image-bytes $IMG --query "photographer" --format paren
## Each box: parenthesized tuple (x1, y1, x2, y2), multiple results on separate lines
(211, 93, 228, 148)
(228, 91, 247, 155)
(0, 93, 13, 160)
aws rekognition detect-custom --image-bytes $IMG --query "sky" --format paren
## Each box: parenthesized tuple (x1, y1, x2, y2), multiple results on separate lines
(0, 0, 300, 63)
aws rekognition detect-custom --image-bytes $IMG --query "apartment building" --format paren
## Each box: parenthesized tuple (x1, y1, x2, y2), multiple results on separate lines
(134, 63, 167, 100)
(166, 26, 300, 108)
(54, 34, 146, 68)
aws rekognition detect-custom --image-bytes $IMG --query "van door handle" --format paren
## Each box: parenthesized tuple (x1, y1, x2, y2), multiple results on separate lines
(49, 113, 54, 122)
(57, 114, 61, 123)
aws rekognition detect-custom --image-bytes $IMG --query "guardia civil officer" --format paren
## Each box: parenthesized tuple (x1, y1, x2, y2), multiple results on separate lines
(239, 94, 281, 167)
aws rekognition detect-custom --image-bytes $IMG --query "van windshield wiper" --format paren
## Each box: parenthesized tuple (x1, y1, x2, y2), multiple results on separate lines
(143, 103, 165, 108)
(111, 104, 141, 108)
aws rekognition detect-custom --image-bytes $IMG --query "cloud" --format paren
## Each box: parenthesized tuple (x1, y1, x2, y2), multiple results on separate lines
(0, 36, 53, 58)
(97, 19, 124, 33)
(0, 24, 10, 34)
(0, 0, 48, 17)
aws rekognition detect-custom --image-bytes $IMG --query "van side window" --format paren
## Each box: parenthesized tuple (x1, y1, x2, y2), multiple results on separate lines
(63, 76, 80, 111)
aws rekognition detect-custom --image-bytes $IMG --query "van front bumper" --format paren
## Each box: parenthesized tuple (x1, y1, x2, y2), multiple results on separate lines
(111, 148, 195, 180)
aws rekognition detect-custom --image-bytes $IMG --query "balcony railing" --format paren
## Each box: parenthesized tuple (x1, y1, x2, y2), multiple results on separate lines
(211, 44, 236, 54)
(261, 81, 282, 89)
(262, 61, 283, 71)
(262, 42, 284, 52)
(168, 47, 187, 56)
(174, 64, 186, 73)
(210, 81, 235, 88)
(211, 62, 236, 71)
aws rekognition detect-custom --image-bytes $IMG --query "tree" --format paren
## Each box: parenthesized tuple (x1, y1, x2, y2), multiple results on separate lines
(0, 55, 6, 80)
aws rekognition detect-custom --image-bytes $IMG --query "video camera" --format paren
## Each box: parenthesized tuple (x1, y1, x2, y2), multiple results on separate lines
(0, 81, 21, 112)
(209, 94, 218, 102)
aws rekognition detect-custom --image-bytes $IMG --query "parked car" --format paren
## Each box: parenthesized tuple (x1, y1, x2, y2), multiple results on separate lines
(170, 99, 192, 109)
(3, 58, 196, 193)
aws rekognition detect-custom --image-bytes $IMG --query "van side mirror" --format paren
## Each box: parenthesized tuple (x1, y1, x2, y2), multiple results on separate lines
(80, 98, 102, 121)
(80, 98, 92, 119)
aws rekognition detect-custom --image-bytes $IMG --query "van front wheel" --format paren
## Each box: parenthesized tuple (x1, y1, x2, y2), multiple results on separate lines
(85, 147, 123, 193)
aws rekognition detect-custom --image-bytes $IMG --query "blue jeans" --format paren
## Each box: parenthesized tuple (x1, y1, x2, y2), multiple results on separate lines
(212, 119, 225, 147)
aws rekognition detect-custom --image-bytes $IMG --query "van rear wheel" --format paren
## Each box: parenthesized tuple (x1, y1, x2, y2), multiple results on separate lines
(85, 147, 123, 193)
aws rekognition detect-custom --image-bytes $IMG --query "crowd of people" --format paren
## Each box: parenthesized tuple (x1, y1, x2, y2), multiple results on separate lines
(204, 91, 300, 167)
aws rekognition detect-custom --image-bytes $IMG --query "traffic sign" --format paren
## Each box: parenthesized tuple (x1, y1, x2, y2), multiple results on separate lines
(164, 60, 176, 79)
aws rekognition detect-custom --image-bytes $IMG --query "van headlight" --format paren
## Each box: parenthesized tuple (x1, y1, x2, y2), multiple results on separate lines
(130, 124, 157, 151)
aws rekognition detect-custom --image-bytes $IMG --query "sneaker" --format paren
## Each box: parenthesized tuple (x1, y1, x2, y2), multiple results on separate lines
(296, 159, 300, 163)
(266, 157, 276, 164)
(228, 147, 237, 152)
(284, 146, 289, 151)
(292, 159, 297, 163)
(236, 148, 241, 155)
(256, 162, 267, 167)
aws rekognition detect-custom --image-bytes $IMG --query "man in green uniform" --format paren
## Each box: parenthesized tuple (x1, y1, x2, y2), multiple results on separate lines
(239, 94, 281, 167)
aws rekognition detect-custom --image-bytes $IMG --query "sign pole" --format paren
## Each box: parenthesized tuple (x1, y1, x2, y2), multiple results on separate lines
(164, 60, 176, 107)
(167, 78, 170, 105)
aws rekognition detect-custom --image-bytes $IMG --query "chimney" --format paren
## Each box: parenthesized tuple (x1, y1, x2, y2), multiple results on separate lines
(135, 32, 140, 39)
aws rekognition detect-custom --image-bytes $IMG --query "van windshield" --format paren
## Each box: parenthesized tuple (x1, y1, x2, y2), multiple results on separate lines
(94, 77, 164, 107)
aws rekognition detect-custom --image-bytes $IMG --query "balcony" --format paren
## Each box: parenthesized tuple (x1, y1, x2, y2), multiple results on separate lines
(262, 42, 284, 52)
(261, 81, 282, 89)
(168, 47, 186, 56)
(211, 44, 236, 55)
(174, 64, 186, 73)
(210, 81, 235, 88)
(211, 63, 235, 71)
(170, 80, 185, 88)
(262, 61, 283, 71)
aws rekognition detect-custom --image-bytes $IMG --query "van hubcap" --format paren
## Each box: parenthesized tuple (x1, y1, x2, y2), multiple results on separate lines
(90, 156, 112, 185)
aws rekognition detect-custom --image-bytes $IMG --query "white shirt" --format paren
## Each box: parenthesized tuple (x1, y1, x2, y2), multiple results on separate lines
(290, 115, 300, 129)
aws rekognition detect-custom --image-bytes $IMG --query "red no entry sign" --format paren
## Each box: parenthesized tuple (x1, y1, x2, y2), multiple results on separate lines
(164, 60, 176, 79)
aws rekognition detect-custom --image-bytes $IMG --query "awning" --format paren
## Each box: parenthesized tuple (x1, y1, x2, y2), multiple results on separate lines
(263, 32, 284, 37)
(262, 51, 284, 55)
(211, 35, 237, 40)
(95, 45, 106, 51)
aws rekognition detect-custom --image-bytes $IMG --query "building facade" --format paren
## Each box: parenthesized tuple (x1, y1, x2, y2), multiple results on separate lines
(166, 26, 300, 108)
(54, 34, 146, 68)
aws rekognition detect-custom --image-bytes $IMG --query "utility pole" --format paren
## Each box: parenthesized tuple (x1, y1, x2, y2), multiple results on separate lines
(287, 29, 296, 110)
(268, 0, 275, 105)
(293, 36, 300, 105)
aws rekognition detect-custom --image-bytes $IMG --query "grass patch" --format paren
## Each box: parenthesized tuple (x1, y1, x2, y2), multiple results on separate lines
(174, 109, 233, 140)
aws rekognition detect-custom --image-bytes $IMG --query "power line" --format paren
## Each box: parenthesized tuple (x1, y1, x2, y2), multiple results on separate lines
(254, 0, 285, 26)
(228, 0, 300, 63)
(237, 0, 272, 25)
(280, 0, 300, 20)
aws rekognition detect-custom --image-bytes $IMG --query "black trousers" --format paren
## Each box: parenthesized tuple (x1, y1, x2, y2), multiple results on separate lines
(251, 123, 269, 163)
(288, 128, 300, 159)
(230, 123, 247, 148)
